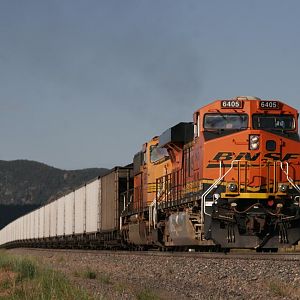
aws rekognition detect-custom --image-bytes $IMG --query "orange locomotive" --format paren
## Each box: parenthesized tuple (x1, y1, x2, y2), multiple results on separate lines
(122, 96, 300, 250)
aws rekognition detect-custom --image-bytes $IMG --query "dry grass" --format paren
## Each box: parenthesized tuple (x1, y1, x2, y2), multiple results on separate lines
(0, 251, 95, 300)
(268, 280, 300, 298)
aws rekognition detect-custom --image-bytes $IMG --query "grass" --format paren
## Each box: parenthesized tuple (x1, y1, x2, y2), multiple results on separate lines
(83, 269, 97, 280)
(0, 252, 162, 300)
(268, 280, 300, 298)
(74, 266, 159, 299)
(136, 288, 160, 300)
(0, 251, 94, 300)
(56, 255, 66, 263)
(98, 273, 111, 284)
(78, 267, 111, 284)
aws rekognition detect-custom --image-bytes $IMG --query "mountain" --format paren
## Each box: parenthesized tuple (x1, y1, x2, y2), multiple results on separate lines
(0, 160, 109, 228)
(0, 160, 109, 205)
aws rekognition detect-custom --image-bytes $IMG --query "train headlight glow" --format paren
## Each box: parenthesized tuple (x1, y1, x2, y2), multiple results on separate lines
(249, 135, 260, 150)
(251, 143, 259, 150)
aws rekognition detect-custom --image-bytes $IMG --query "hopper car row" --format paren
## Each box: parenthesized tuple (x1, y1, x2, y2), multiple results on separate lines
(0, 167, 132, 249)
(1, 96, 300, 251)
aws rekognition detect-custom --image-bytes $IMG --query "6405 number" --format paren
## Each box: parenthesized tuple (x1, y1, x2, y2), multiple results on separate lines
(259, 101, 280, 109)
(221, 100, 243, 108)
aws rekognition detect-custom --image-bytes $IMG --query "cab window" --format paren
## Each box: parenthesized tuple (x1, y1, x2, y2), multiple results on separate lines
(253, 114, 295, 130)
(150, 145, 169, 163)
(204, 114, 248, 130)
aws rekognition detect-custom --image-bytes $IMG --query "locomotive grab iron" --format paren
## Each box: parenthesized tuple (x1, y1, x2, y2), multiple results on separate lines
(1, 96, 300, 251)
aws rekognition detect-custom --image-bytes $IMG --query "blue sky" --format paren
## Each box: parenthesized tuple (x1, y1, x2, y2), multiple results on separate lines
(0, 1, 300, 169)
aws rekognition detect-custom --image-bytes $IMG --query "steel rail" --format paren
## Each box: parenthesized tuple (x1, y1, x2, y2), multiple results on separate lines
(9, 248, 300, 261)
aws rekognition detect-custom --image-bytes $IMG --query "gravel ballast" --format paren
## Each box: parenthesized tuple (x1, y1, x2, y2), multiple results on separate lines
(7, 249, 300, 299)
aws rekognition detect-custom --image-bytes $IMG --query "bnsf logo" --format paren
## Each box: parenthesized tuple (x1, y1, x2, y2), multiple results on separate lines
(213, 152, 299, 161)
(207, 152, 300, 168)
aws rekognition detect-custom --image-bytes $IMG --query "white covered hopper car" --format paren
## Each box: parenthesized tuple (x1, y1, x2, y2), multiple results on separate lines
(0, 167, 132, 249)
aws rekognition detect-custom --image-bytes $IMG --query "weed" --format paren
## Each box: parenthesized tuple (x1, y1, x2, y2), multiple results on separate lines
(114, 282, 127, 293)
(0, 277, 12, 289)
(98, 273, 111, 284)
(84, 270, 97, 280)
(56, 255, 66, 263)
(136, 288, 160, 300)
(15, 257, 37, 281)
(0, 253, 14, 271)
(268, 280, 299, 298)
(73, 270, 80, 277)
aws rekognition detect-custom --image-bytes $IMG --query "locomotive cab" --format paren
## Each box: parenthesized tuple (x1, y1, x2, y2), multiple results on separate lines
(121, 136, 172, 247)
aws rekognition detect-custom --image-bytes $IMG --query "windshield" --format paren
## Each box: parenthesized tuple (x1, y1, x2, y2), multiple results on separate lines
(252, 114, 295, 130)
(204, 114, 248, 130)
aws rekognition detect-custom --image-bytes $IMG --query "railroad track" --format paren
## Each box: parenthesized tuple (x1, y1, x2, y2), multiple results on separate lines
(11, 247, 300, 261)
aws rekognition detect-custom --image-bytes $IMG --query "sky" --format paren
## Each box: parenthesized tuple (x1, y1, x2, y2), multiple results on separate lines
(0, 1, 300, 170)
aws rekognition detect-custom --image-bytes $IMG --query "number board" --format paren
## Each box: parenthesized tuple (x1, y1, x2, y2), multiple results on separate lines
(220, 100, 243, 109)
(259, 101, 280, 110)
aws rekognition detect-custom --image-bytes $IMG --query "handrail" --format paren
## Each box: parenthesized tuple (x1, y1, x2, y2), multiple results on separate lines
(119, 190, 135, 230)
(201, 160, 240, 224)
(200, 160, 300, 227)
(149, 198, 157, 230)
(279, 161, 300, 194)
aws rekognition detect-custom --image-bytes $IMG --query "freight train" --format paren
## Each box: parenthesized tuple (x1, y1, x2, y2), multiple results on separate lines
(1, 96, 300, 251)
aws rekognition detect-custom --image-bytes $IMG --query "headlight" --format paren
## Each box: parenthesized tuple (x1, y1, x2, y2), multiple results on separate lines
(228, 182, 238, 192)
(251, 143, 259, 150)
(279, 183, 288, 193)
(249, 135, 260, 150)
(250, 135, 259, 143)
